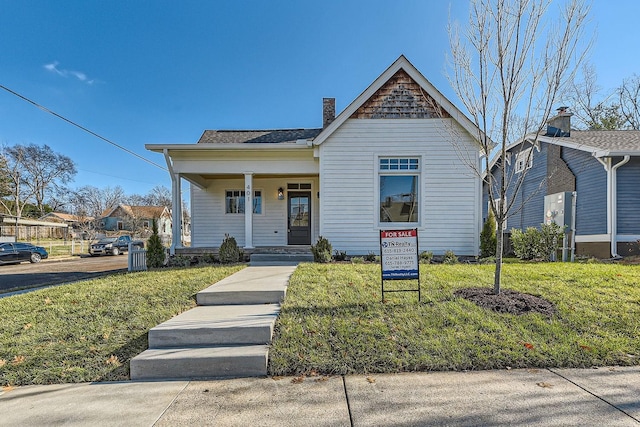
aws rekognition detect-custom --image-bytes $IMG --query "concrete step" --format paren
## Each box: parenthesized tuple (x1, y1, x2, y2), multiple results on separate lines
(249, 253, 313, 266)
(148, 304, 280, 348)
(130, 345, 269, 380)
(197, 266, 295, 305)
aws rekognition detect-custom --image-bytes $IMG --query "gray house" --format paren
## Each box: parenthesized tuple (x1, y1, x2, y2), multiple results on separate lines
(484, 109, 640, 259)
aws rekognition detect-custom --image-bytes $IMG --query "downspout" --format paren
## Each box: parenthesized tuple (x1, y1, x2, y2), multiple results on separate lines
(595, 155, 630, 258)
(611, 156, 630, 257)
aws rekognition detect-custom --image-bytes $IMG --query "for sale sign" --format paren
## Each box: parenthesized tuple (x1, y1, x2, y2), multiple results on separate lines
(380, 229, 419, 280)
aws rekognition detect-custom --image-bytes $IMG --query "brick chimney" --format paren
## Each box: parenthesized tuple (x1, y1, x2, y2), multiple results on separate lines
(323, 98, 336, 128)
(545, 106, 572, 137)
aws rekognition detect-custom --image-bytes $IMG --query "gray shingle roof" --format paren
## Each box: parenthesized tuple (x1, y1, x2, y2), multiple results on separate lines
(556, 130, 640, 153)
(197, 129, 322, 144)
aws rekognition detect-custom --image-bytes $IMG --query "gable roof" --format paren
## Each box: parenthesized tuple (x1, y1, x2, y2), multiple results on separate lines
(312, 55, 482, 146)
(537, 130, 640, 157)
(101, 204, 170, 219)
(198, 129, 322, 144)
(39, 212, 94, 222)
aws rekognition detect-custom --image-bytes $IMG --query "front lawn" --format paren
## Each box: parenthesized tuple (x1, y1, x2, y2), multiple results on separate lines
(269, 262, 640, 375)
(0, 265, 244, 386)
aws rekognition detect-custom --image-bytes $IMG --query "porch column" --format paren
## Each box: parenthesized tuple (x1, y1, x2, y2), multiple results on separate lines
(170, 172, 182, 255)
(244, 173, 254, 248)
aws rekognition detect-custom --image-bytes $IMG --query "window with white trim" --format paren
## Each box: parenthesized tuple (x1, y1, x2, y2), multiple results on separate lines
(515, 148, 533, 173)
(491, 199, 507, 230)
(379, 157, 420, 223)
(225, 190, 262, 214)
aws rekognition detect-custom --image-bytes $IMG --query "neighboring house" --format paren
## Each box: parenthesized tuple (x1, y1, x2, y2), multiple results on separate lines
(99, 204, 172, 242)
(39, 212, 95, 227)
(38, 212, 95, 239)
(484, 108, 640, 258)
(147, 55, 484, 256)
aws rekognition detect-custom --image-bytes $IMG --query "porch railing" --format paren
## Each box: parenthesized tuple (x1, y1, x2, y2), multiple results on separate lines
(128, 243, 147, 272)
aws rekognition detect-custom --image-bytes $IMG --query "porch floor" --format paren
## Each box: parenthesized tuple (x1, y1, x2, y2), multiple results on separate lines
(175, 246, 311, 256)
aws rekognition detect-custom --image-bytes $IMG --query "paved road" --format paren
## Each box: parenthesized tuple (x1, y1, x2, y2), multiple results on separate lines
(0, 255, 128, 293)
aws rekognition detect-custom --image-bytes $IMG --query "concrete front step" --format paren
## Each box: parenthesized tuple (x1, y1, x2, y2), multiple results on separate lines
(197, 266, 296, 306)
(130, 345, 269, 380)
(249, 253, 314, 266)
(148, 304, 280, 348)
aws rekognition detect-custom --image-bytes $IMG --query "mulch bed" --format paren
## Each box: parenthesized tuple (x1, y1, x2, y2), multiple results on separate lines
(454, 287, 557, 317)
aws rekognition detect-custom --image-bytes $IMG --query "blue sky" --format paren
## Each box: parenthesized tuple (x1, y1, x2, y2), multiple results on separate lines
(1, 1, 639, 200)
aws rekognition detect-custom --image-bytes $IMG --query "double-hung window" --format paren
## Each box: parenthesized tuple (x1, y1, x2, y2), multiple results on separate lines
(379, 157, 420, 223)
(225, 190, 262, 214)
(515, 148, 533, 173)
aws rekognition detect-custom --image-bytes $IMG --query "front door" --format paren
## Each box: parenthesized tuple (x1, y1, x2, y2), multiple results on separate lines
(288, 192, 311, 245)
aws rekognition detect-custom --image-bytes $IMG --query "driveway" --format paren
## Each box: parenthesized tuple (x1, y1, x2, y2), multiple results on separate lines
(0, 255, 129, 294)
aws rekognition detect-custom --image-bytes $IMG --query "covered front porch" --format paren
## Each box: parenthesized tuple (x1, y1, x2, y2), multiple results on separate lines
(147, 144, 320, 254)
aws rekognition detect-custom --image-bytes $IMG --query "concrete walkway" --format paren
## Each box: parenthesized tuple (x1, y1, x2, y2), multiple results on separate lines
(1, 367, 639, 426)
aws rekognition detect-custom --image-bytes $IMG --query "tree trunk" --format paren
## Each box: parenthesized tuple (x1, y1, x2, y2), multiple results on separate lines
(494, 225, 504, 295)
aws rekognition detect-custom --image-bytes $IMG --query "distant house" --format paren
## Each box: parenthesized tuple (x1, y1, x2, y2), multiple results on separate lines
(99, 204, 172, 242)
(38, 212, 94, 239)
(484, 109, 640, 258)
(147, 55, 485, 256)
(39, 212, 95, 226)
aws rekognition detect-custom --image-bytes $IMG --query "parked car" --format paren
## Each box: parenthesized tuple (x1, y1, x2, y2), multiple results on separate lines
(0, 242, 49, 265)
(89, 235, 144, 256)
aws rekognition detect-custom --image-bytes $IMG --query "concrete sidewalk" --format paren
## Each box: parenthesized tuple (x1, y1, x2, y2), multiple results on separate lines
(1, 367, 639, 426)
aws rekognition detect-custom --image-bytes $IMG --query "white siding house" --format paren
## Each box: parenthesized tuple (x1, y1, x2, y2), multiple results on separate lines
(146, 55, 483, 256)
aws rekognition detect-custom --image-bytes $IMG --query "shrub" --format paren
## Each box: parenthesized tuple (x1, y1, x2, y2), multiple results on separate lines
(145, 219, 166, 268)
(311, 236, 332, 263)
(351, 256, 364, 264)
(419, 251, 433, 264)
(166, 255, 192, 267)
(364, 252, 377, 262)
(219, 234, 242, 264)
(480, 210, 497, 258)
(443, 250, 459, 264)
(334, 250, 347, 261)
(510, 223, 564, 261)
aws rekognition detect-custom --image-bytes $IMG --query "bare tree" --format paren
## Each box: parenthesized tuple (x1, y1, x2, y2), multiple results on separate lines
(0, 154, 10, 206)
(146, 185, 171, 208)
(618, 74, 640, 130)
(566, 63, 627, 130)
(125, 185, 171, 208)
(1, 144, 76, 218)
(448, 0, 590, 293)
(71, 185, 126, 219)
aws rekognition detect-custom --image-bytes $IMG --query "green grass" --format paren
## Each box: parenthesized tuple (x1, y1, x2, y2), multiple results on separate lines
(268, 262, 640, 376)
(3, 261, 640, 387)
(0, 265, 244, 386)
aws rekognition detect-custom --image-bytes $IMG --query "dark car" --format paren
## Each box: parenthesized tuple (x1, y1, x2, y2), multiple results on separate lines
(89, 235, 143, 256)
(0, 242, 49, 265)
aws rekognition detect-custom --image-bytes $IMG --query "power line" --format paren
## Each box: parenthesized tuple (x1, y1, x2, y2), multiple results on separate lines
(0, 84, 168, 171)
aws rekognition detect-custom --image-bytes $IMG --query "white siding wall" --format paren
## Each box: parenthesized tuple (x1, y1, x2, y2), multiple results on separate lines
(319, 118, 480, 256)
(191, 177, 319, 247)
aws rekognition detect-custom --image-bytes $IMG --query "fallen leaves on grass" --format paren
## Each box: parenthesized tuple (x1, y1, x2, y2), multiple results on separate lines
(12, 355, 26, 365)
(578, 344, 592, 352)
(105, 355, 120, 366)
(23, 323, 32, 330)
(0, 359, 6, 367)
(521, 341, 535, 350)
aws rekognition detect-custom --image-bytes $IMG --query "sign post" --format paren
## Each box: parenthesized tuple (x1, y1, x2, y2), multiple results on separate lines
(380, 228, 420, 302)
